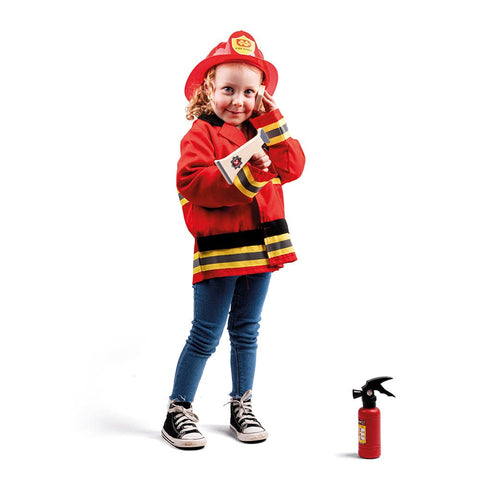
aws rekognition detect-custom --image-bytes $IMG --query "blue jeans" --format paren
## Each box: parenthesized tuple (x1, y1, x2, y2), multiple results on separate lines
(170, 272, 272, 403)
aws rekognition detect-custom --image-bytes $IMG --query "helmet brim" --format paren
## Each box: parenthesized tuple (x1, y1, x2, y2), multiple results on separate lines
(184, 55, 278, 100)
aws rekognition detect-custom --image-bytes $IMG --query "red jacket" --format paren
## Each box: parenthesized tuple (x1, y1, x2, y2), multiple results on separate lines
(177, 109, 305, 284)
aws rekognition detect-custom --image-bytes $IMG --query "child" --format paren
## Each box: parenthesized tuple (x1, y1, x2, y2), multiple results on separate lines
(162, 31, 305, 450)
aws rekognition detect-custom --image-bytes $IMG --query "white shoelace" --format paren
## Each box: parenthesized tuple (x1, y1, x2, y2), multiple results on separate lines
(168, 404, 200, 435)
(226, 389, 262, 429)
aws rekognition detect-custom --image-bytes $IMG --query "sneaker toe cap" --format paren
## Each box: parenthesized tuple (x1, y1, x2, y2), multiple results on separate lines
(244, 426, 265, 434)
(182, 432, 204, 440)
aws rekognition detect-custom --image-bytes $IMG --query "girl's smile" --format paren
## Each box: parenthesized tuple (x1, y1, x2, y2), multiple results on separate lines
(212, 63, 263, 127)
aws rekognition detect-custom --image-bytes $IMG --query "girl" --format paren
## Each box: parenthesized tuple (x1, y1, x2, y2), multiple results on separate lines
(162, 31, 305, 450)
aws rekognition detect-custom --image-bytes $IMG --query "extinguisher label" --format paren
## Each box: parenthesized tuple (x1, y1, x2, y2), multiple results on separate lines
(358, 419, 366, 444)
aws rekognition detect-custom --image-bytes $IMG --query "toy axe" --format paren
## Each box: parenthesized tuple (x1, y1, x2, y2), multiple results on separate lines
(214, 128, 270, 185)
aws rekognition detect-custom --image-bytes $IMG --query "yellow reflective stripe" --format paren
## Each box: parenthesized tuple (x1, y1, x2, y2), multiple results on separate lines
(194, 245, 265, 260)
(272, 177, 281, 185)
(262, 117, 290, 146)
(262, 117, 287, 133)
(267, 246, 295, 258)
(194, 243, 270, 274)
(193, 258, 269, 274)
(233, 165, 268, 198)
(243, 165, 269, 189)
(267, 131, 291, 145)
(233, 175, 256, 198)
(264, 232, 295, 259)
(178, 191, 189, 206)
(264, 233, 290, 245)
(193, 229, 295, 276)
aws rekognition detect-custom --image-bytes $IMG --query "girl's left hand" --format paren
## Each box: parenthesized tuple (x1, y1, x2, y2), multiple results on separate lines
(262, 90, 277, 112)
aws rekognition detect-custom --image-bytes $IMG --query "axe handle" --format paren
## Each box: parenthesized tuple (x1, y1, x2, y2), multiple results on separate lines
(215, 128, 269, 184)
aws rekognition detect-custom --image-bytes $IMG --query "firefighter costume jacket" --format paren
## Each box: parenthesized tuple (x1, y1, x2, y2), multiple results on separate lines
(177, 109, 305, 284)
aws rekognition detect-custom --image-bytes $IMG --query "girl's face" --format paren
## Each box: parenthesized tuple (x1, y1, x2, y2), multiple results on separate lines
(211, 63, 263, 127)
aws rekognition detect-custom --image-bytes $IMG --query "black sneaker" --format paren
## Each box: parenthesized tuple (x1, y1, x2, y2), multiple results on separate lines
(161, 401, 206, 450)
(229, 390, 268, 443)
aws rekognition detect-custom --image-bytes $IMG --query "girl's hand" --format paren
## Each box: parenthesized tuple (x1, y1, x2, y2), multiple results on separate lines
(250, 150, 271, 172)
(262, 90, 277, 112)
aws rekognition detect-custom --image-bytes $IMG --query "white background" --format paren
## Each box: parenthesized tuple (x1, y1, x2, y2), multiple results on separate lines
(1, 0, 479, 478)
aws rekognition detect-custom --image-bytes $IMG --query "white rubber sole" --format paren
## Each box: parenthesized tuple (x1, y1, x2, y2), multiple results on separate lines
(161, 428, 207, 450)
(230, 425, 268, 443)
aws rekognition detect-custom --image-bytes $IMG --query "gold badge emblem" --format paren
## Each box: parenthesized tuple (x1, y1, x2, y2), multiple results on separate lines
(231, 35, 255, 55)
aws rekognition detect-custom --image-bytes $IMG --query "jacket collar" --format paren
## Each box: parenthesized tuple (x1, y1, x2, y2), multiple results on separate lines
(198, 114, 254, 147)
(198, 113, 224, 127)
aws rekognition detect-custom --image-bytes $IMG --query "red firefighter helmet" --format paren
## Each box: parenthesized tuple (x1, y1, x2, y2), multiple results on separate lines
(184, 30, 278, 100)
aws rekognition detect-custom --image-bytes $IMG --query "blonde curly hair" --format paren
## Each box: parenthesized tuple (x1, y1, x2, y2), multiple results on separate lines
(186, 67, 216, 120)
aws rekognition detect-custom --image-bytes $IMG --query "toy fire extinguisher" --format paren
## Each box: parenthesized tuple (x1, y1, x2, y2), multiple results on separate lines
(352, 376, 395, 459)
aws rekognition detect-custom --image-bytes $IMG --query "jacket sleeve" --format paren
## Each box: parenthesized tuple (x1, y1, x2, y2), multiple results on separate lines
(250, 109, 306, 184)
(177, 122, 277, 208)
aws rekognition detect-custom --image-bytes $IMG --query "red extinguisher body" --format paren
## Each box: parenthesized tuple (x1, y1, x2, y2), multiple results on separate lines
(358, 407, 381, 458)
(353, 377, 394, 459)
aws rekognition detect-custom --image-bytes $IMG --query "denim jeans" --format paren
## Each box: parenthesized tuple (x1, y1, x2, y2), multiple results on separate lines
(170, 272, 272, 403)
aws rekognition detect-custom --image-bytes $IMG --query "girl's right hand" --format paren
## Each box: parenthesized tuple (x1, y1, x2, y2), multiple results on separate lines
(250, 151, 271, 172)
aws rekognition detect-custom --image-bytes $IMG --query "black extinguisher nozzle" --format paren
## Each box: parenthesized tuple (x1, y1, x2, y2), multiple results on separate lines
(352, 389, 363, 399)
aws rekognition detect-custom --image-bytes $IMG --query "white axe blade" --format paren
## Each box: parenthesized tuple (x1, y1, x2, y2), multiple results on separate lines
(214, 128, 270, 185)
